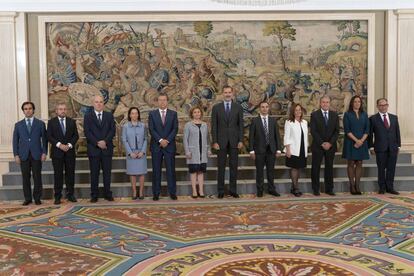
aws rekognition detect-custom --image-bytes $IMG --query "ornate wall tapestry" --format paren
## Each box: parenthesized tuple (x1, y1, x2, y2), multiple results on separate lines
(46, 20, 368, 121)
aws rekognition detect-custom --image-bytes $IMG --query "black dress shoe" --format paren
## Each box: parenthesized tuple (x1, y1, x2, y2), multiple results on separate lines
(218, 193, 224, 199)
(378, 190, 385, 194)
(67, 196, 77, 203)
(90, 197, 98, 203)
(229, 192, 240, 198)
(269, 191, 280, 197)
(257, 192, 264, 197)
(387, 190, 400, 195)
(22, 200, 32, 206)
(313, 191, 321, 196)
(105, 196, 114, 201)
(153, 195, 159, 201)
(35, 200, 42, 205)
(54, 198, 61, 205)
(326, 191, 336, 196)
(170, 195, 178, 200)
(139, 196, 145, 200)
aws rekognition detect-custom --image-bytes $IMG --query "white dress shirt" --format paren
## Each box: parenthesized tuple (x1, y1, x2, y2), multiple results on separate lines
(249, 115, 281, 154)
(379, 112, 390, 127)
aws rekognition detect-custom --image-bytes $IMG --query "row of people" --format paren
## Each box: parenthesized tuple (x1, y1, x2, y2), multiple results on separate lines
(12, 86, 401, 205)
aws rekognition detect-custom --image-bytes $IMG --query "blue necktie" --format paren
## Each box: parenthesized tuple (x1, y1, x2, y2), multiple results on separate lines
(26, 119, 32, 133)
(324, 111, 329, 126)
(225, 102, 230, 117)
(60, 118, 66, 135)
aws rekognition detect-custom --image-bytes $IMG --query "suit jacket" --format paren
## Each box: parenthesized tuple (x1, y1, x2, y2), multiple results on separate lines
(148, 109, 178, 153)
(47, 117, 79, 159)
(83, 111, 115, 157)
(12, 117, 48, 161)
(310, 109, 340, 151)
(369, 113, 401, 153)
(211, 101, 244, 148)
(249, 116, 282, 154)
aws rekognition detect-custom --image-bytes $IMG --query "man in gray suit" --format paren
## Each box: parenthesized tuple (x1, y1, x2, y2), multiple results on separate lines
(211, 85, 244, 198)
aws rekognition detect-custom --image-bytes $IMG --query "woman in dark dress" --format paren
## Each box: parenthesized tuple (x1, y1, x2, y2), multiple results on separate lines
(342, 95, 370, 194)
(284, 103, 309, 197)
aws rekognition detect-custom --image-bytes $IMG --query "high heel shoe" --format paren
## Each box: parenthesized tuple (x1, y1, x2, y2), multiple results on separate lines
(290, 188, 302, 197)
(350, 181, 358, 195)
(355, 184, 362, 195)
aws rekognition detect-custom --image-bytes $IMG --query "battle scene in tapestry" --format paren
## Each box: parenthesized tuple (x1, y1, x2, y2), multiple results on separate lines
(46, 20, 368, 119)
(46, 20, 368, 154)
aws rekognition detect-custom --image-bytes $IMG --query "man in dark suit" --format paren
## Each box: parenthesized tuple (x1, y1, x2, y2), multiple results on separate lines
(83, 95, 116, 202)
(369, 98, 401, 194)
(47, 103, 79, 204)
(249, 101, 282, 197)
(211, 85, 244, 198)
(310, 95, 340, 196)
(13, 102, 47, 205)
(148, 93, 178, 201)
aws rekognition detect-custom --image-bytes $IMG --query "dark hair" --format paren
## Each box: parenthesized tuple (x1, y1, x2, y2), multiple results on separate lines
(348, 95, 365, 113)
(259, 100, 269, 107)
(288, 103, 305, 122)
(21, 101, 35, 111)
(222, 85, 233, 92)
(189, 106, 203, 119)
(127, 107, 140, 121)
(158, 93, 169, 100)
(376, 98, 388, 105)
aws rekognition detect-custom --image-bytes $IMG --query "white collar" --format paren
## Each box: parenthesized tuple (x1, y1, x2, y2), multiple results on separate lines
(94, 110, 103, 115)
(321, 109, 329, 114)
(159, 108, 167, 113)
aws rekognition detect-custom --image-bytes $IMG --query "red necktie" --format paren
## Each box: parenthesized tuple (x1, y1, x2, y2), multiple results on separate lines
(383, 114, 389, 129)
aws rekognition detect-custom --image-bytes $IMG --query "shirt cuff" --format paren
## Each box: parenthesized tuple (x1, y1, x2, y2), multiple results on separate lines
(68, 143, 73, 149)
(249, 151, 255, 154)
(56, 142, 61, 148)
(276, 150, 281, 153)
(159, 139, 163, 143)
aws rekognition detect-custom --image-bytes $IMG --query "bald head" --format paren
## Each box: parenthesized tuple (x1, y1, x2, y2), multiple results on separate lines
(93, 95, 104, 112)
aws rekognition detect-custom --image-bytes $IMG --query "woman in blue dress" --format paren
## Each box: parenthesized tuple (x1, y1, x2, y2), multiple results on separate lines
(122, 107, 147, 199)
(342, 95, 370, 195)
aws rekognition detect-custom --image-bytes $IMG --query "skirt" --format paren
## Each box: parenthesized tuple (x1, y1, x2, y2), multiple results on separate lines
(188, 163, 207, 173)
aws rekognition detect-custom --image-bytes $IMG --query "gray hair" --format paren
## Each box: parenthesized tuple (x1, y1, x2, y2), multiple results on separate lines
(320, 95, 331, 103)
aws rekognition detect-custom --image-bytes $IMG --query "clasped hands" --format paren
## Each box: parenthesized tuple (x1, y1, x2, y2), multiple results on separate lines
(97, 140, 107, 150)
(159, 139, 169, 148)
(130, 152, 144, 159)
(353, 139, 364, 148)
(58, 144, 71, 152)
(321, 142, 332, 151)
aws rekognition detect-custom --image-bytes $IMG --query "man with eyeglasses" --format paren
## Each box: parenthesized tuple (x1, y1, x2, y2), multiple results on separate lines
(12, 102, 48, 205)
(369, 98, 401, 195)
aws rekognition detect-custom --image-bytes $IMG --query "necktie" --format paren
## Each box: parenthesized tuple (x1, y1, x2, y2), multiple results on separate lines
(225, 102, 230, 117)
(383, 114, 390, 129)
(98, 113, 102, 124)
(161, 110, 166, 125)
(323, 111, 329, 126)
(60, 118, 66, 135)
(263, 117, 270, 145)
(26, 119, 32, 133)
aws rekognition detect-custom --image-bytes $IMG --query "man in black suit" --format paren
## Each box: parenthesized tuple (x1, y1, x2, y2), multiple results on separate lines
(148, 93, 179, 201)
(249, 101, 282, 197)
(211, 85, 244, 198)
(47, 103, 79, 204)
(369, 98, 401, 194)
(83, 95, 116, 202)
(310, 95, 340, 196)
(13, 102, 47, 205)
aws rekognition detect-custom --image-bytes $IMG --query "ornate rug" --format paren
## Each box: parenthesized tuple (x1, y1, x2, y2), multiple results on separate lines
(0, 193, 413, 275)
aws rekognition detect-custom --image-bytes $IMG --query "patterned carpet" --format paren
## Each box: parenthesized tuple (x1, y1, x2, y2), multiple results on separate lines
(0, 193, 413, 275)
